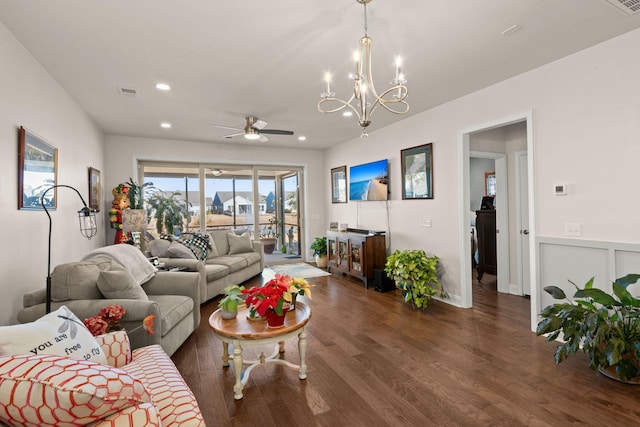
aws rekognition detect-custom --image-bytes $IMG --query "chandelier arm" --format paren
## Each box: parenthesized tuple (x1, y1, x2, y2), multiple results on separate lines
(317, 93, 357, 114)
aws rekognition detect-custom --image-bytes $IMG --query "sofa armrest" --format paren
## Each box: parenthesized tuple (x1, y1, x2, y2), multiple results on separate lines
(22, 288, 47, 308)
(142, 271, 201, 329)
(158, 258, 206, 304)
(252, 240, 265, 271)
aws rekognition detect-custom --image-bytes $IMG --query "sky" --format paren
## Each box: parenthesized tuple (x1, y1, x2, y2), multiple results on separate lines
(147, 176, 297, 198)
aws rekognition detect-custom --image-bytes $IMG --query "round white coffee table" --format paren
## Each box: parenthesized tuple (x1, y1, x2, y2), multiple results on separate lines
(208, 302, 311, 400)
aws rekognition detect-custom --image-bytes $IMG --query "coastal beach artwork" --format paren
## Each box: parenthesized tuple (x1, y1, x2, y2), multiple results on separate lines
(349, 159, 388, 201)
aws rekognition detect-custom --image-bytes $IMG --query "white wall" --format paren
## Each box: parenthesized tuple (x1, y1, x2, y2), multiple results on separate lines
(0, 23, 105, 325)
(103, 135, 325, 259)
(325, 28, 640, 303)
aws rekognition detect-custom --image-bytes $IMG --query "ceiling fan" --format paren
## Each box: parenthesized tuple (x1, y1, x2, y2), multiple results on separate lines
(212, 116, 294, 142)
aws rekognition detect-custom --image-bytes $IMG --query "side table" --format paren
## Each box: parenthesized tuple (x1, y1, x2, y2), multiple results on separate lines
(208, 302, 311, 400)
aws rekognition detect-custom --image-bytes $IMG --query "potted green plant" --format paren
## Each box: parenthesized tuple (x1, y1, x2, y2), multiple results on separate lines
(260, 216, 281, 254)
(218, 285, 245, 320)
(145, 189, 190, 235)
(310, 237, 328, 268)
(536, 273, 640, 383)
(384, 249, 447, 309)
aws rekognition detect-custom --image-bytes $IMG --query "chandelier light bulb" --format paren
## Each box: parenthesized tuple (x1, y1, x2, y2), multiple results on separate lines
(317, 0, 409, 131)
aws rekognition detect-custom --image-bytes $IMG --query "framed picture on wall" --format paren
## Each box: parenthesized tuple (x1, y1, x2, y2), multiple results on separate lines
(331, 165, 347, 203)
(18, 126, 58, 210)
(88, 167, 101, 212)
(401, 143, 433, 199)
(485, 171, 496, 196)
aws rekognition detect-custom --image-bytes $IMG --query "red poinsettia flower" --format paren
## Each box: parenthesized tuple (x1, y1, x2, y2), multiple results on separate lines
(242, 274, 293, 316)
(99, 304, 126, 323)
(83, 304, 155, 337)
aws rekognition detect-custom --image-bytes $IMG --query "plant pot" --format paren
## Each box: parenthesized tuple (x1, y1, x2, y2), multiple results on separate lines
(220, 308, 237, 320)
(261, 238, 276, 254)
(598, 365, 640, 384)
(315, 254, 328, 268)
(265, 307, 288, 328)
(246, 307, 262, 321)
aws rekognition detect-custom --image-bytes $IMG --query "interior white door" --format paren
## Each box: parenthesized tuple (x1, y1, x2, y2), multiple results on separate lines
(517, 152, 531, 295)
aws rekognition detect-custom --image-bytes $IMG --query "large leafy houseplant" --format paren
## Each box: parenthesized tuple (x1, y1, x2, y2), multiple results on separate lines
(310, 236, 328, 268)
(536, 274, 640, 382)
(145, 190, 190, 235)
(384, 249, 447, 309)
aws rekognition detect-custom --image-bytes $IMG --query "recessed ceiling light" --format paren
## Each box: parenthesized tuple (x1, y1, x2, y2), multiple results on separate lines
(343, 111, 353, 117)
(155, 83, 171, 91)
(161, 122, 171, 128)
(298, 136, 306, 141)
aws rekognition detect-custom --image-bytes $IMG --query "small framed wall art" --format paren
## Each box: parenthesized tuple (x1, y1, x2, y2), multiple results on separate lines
(18, 126, 58, 210)
(88, 167, 101, 212)
(331, 165, 347, 203)
(401, 143, 433, 200)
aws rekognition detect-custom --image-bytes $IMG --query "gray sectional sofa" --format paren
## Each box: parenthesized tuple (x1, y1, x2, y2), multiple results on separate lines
(149, 229, 264, 304)
(17, 244, 201, 356)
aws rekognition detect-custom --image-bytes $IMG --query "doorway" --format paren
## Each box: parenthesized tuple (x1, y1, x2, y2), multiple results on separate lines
(458, 111, 539, 331)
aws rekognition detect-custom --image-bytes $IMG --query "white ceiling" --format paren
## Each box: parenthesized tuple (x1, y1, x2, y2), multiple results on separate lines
(1, 0, 639, 150)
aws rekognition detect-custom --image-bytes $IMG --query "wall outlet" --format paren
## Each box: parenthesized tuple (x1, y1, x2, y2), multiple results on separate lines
(420, 219, 432, 227)
(565, 223, 581, 236)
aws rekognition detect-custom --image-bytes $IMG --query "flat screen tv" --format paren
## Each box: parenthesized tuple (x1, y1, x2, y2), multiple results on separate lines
(349, 159, 388, 201)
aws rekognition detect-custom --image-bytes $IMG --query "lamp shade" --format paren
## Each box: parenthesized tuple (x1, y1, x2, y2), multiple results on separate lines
(122, 208, 147, 233)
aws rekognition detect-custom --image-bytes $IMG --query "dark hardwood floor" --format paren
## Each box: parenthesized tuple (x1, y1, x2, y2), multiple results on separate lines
(172, 269, 640, 426)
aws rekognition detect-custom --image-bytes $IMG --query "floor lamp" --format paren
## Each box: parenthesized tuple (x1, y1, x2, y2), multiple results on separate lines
(41, 185, 97, 313)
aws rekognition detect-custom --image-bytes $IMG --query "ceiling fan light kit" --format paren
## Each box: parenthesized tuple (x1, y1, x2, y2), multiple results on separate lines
(213, 115, 294, 142)
(318, 0, 410, 137)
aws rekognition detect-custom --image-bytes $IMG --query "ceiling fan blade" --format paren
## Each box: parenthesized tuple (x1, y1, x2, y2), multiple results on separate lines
(252, 119, 268, 130)
(260, 129, 294, 135)
(212, 124, 242, 131)
(258, 134, 269, 143)
(223, 132, 244, 139)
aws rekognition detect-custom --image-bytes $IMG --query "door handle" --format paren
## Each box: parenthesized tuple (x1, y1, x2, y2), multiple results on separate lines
(522, 230, 529, 235)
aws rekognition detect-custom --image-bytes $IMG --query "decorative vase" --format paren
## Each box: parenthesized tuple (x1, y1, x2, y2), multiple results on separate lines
(220, 308, 237, 320)
(265, 307, 288, 328)
(315, 254, 328, 268)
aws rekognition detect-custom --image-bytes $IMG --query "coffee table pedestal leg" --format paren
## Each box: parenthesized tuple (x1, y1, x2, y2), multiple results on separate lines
(298, 330, 307, 379)
(221, 342, 230, 367)
(233, 346, 244, 400)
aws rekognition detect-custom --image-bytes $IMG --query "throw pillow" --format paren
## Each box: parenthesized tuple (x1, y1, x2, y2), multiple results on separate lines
(174, 233, 211, 260)
(0, 306, 107, 365)
(209, 229, 230, 255)
(0, 354, 153, 427)
(50, 260, 111, 302)
(148, 238, 171, 258)
(206, 233, 220, 259)
(166, 240, 197, 259)
(228, 231, 254, 255)
(97, 266, 149, 300)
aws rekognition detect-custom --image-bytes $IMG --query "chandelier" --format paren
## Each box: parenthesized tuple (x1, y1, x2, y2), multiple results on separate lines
(318, 0, 409, 137)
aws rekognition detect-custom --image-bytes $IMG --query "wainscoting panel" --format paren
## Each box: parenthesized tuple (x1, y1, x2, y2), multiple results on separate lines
(537, 237, 640, 311)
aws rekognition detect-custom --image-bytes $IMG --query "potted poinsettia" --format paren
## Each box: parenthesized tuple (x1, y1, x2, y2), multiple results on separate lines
(243, 275, 293, 328)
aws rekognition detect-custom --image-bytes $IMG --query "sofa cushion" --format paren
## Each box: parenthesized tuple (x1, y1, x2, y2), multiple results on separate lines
(228, 231, 255, 255)
(238, 250, 262, 266)
(149, 238, 171, 258)
(208, 229, 230, 256)
(0, 306, 107, 364)
(204, 263, 230, 282)
(0, 354, 153, 427)
(97, 266, 149, 300)
(150, 295, 194, 337)
(206, 234, 220, 259)
(166, 240, 197, 259)
(207, 255, 248, 274)
(126, 344, 205, 426)
(51, 260, 111, 301)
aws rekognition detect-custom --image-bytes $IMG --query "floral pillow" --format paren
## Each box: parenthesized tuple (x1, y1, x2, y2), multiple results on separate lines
(0, 306, 107, 365)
